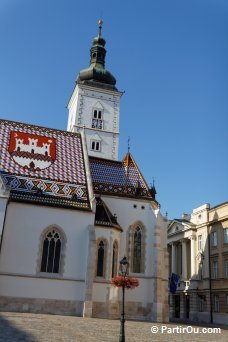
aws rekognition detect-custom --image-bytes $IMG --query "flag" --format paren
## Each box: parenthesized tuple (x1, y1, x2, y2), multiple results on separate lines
(169, 273, 180, 294)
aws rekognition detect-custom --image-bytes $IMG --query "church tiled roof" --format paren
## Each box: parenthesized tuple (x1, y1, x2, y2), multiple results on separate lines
(89, 153, 153, 200)
(0, 120, 90, 210)
(95, 196, 122, 231)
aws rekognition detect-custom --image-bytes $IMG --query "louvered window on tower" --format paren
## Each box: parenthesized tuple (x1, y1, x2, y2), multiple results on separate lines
(40, 229, 61, 273)
(92, 109, 103, 129)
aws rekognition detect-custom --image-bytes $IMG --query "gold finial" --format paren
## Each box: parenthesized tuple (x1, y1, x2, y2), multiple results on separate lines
(98, 19, 103, 28)
(98, 19, 103, 36)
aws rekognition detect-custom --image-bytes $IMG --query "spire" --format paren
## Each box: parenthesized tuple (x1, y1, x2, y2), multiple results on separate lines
(149, 179, 157, 200)
(77, 20, 117, 90)
(98, 19, 103, 37)
(127, 136, 130, 153)
(90, 19, 107, 68)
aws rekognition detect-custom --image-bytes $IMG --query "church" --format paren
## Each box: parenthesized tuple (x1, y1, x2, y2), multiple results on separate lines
(0, 21, 168, 322)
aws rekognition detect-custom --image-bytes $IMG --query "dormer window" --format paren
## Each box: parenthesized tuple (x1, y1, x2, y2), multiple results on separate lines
(92, 108, 103, 129)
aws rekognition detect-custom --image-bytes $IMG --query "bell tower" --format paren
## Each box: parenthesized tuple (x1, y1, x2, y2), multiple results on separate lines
(67, 20, 123, 160)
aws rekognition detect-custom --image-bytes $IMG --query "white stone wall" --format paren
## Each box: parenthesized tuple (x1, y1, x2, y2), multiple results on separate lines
(0, 198, 8, 238)
(191, 203, 210, 225)
(88, 195, 168, 321)
(67, 84, 122, 160)
(102, 196, 157, 273)
(0, 202, 94, 301)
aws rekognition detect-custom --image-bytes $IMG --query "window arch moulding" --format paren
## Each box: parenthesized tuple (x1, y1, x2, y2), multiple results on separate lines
(95, 237, 108, 280)
(92, 102, 104, 130)
(112, 240, 119, 278)
(36, 225, 67, 277)
(126, 221, 146, 275)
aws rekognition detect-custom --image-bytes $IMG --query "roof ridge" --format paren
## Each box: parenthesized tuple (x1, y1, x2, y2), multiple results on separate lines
(0, 119, 81, 137)
(88, 156, 122, 164)
(122, 152, 151, 195)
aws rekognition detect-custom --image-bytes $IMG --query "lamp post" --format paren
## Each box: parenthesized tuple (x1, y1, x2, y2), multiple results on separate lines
(119, 256, 129, 342)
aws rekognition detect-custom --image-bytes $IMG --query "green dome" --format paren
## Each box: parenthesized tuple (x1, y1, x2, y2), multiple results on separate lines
(77, 21, 118, 91)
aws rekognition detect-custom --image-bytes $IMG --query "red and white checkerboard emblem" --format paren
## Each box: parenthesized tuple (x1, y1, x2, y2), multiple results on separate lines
(8, 132, 56, 170)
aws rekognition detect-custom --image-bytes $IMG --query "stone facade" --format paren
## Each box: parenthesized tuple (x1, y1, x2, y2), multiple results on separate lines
(168, 202, 228, 325)
(67, 83, 122, 161)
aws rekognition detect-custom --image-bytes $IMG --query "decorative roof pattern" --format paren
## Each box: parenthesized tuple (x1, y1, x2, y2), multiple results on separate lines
(0, 120, 89, 209)
(89, 154, 153, 200)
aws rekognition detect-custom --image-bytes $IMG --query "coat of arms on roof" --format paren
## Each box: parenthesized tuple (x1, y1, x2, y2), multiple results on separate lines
(8, 132, 56, 171)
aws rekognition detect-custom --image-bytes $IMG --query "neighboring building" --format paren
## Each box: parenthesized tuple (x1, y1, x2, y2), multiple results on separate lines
(168, 202, 228, 325)
(0, 22, 168, 322)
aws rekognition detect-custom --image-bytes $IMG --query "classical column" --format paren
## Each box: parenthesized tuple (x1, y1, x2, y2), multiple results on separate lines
(190, 236, 196, 277)
(171, 243, 176, 274)
(182, 239, 187, 280)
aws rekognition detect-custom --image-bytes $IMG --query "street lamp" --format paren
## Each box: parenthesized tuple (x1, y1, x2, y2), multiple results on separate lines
(119, 256, 129, 342)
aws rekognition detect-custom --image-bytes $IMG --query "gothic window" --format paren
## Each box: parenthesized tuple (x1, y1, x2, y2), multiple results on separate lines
(97, 240, 106, 277)
(92, 108, 103, 129)
(40, 229, 62, 273)
(128, 223, 146, 274)
(112, 241, 118, 278)
(133, 227, 142, 273)
(91, 140, 101, 152)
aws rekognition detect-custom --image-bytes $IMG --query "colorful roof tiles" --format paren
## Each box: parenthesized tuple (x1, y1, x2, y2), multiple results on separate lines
(0, 120, 156, 207)
(0, 120, 90, 209)
(89, 153, 153, 200)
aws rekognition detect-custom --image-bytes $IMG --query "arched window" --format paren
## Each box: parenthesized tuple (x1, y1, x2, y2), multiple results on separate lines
(97, 240, 105, 277)
(92, 105, 103, 130)
(91, 140, 101, 152)
(40, 229, 62, 273)
(127, 223, 146, 274)
(133, 227, 142, 273)
(112, 241, 118, 278)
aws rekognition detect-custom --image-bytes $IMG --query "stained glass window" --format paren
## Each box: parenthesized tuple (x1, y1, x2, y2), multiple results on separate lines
(40, 230, 61, 273)
(97, 240, 105, 277)
(112, 242, 118, 278)
(133, 227, 141, 273)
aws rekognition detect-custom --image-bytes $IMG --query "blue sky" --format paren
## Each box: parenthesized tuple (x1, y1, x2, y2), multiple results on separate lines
(0, 0, 227, 218)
